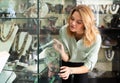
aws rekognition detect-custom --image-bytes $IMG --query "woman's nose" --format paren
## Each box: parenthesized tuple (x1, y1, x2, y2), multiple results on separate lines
(72, 21, 76, 25)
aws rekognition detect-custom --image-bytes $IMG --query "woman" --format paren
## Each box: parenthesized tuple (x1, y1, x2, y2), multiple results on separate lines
(53, 5, 102, 83)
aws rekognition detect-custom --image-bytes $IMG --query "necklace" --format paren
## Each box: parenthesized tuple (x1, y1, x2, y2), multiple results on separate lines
(0, 23, 14, 42)
(101, 5, 108, 14)
(15, 32, 29, 57)
(105, 49, 114, 61)
(18, 2, 27, 13)
(109, 4, 119, 14)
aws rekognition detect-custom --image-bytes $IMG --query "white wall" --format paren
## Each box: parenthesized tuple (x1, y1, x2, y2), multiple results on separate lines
(76, 0, 113, 5)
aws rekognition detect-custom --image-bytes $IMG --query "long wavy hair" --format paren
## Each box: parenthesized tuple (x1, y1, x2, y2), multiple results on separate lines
(67, 5, 100, 47)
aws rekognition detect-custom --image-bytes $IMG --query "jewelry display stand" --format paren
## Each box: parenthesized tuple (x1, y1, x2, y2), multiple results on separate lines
(0, 0, 75, 83)
(0, 65, 16, 83)
(0, 21, 18, 52)
(0, 51, 10, 73)
(0, 51, 16, 83)
(0, 20, 18, 83)
(12, 32, 32, 58)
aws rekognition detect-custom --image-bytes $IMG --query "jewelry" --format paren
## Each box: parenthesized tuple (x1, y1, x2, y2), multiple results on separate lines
(101, 5, 108, 14)
(31, 39, 37, 51)
(23, 4, 37, 18)
(0, 23, 14, 42)
(15, 32, 29, 57)
(105, 49, 114, 61)
(18, 2, 27, 13)
(40, 2, 49, 18)
(109, 4, 119, 14)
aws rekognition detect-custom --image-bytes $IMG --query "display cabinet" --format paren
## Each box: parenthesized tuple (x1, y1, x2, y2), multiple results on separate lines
(0, 0, 76, 83)
(1, 0, 119, 83)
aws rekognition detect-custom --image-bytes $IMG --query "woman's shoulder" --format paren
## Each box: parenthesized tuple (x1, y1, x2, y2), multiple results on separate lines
(94, 33, 102, 45)
(61, 24, 68, 31)
(96, 34, 102, 41)
(59, 24, 68, 34)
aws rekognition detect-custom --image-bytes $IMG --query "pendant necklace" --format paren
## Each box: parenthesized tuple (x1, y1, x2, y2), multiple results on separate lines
(105, 49, 114, 61)
(15, 32, 29, 57)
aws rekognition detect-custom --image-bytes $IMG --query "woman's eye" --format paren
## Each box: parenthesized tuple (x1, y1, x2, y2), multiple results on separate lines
(70, 17, 74, 20)
(77, 21, 82, 24)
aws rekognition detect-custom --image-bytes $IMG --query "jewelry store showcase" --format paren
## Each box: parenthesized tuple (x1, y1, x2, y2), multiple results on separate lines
(0, 0, 120, 83)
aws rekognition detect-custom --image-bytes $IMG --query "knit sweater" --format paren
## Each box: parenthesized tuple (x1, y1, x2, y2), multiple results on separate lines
(59, 24, 102, 71)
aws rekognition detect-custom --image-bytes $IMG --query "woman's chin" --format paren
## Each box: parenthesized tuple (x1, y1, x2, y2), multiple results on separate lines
(70, 29, 76, 32)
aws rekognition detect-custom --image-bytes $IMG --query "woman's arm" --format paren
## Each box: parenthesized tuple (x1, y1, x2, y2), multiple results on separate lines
(53, 39, 69, 62)
(59, 65, 89, 80)
(70, 65, 89, 74)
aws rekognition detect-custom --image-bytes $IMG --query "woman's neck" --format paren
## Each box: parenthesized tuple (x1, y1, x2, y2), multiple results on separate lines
(74, 33, 84, 41)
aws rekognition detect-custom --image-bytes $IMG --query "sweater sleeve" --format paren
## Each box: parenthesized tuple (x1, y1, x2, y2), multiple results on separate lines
(84, 34, 102, 71)
(59, 24, 69, 54)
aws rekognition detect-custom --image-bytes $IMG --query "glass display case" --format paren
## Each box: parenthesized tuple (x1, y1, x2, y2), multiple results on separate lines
(0, 0, 119, 83)
(0, 0, 76, 83)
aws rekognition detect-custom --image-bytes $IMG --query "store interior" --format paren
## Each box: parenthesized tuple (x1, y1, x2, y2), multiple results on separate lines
(0, 0, 120, 83)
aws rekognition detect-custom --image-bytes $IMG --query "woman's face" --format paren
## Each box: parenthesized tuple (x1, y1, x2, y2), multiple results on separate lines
(69, 11, 85, 35)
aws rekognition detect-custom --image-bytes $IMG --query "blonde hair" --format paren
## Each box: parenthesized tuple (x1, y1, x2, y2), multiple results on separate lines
(67, 5, 100, 47)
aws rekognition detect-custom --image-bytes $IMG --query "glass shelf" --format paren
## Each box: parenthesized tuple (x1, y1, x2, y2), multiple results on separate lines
(0, 0, 75, 83)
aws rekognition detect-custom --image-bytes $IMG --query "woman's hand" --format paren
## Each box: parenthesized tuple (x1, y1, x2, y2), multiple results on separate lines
(53, 39, 65, 54)
(58, 66, 72, 80)
(53, 39, 69, 62)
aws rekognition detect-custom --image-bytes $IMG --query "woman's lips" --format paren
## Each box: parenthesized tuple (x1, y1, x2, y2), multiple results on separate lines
(70, 25, 75, 30)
